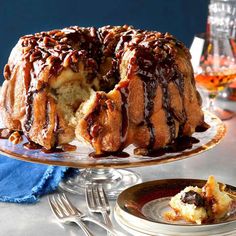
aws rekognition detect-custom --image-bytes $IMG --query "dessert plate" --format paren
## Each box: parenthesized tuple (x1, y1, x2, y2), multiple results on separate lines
(114, 179, 236, 236)
(0, 111, 226, 168)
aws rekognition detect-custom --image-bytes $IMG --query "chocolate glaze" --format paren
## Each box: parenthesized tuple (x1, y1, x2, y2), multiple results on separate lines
(134, 136, 200, 157)
(43, 99, 50, 130)
(124, 35, 176, 148)
(117, 81, 129, 147)
(89, 151, 130, 158)
(41, 147, 63, 153)
(24, 91, 34, 132)
(196, 122, 210, 133)
(53, 114, 60, 147)
(24, 81, 48, 133)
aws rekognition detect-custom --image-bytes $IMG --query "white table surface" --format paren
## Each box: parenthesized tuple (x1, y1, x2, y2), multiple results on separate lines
(0, 97, 236, 236)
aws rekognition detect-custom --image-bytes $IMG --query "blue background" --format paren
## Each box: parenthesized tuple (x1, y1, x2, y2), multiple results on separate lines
(0, 0, 209, 83)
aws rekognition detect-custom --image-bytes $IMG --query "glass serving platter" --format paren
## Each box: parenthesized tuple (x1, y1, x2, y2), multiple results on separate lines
(0, 111, 226, 169)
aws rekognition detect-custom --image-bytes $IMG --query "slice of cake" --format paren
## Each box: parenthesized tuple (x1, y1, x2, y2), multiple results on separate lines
(165, 176, 232, 224)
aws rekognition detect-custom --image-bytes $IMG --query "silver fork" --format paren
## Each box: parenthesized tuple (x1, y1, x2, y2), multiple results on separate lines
(85, 185, 113, 236)
(49, 193, 94, 236)
(48, 193, 118, 236)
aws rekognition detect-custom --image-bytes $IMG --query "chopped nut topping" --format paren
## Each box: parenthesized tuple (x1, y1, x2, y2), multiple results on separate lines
(9, 131, 23, 144)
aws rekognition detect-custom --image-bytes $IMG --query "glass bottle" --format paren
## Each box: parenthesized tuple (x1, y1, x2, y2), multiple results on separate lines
(190, 0, 236, 120)
(209, 0, 236, 100)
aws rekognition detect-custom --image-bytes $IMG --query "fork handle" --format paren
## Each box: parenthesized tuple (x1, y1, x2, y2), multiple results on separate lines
(73, 217, 94, 236)
(82, 216, 121, 236)
(102, 211, 113, 227)
(101, 211, 113, 236)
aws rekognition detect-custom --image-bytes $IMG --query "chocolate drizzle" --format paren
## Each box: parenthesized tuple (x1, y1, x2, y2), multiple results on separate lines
(43, 99, 50, 130)
(84, 28, 191, 152)
(24, 91, 34, 132)
(124, 32, 188, 149)
(53, 114, 60, 147)
(134, 136, 200, 157)
(24, 80, 48, 133)
(117, 82, 129, 147)
(89, 151, 130, 158)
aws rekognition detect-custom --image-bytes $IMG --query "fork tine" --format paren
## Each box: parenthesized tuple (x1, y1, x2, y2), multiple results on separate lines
(99, 186, 110, 212)
(48, 195, 63, 218)
(55, 194, 70, 216)
(56, 194, 71, 216)
(94, 185, 104, 207)
(61, 192, 84, 215)
(86, 185, 95, 209)
(60, 193, 76, 215)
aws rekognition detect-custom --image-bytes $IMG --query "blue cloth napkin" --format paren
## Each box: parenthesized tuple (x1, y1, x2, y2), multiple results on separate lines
(0, 154, 69, 203)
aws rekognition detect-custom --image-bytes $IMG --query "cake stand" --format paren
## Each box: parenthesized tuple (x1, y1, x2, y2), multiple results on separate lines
(0, 111, 226, 198)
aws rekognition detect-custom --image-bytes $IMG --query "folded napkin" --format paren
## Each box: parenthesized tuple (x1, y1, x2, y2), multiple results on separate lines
(0, 154, 69, 203)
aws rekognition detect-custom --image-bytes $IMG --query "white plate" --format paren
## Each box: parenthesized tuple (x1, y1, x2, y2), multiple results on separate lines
(114, 179, 236, 236)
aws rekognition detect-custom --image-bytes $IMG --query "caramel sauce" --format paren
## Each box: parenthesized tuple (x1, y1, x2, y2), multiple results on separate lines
(85, 93, 105, 140)
(41, 144, 77, 153)
(23, 141, 76, 154)
(61, 143, 77, 152)
(23, 141, 42, 150)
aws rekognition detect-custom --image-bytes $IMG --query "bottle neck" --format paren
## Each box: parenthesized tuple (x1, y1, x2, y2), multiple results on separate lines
(208, 1, 236, 38)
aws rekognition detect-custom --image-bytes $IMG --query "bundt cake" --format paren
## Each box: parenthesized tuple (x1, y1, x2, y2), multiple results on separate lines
(0, 25, 204, 154)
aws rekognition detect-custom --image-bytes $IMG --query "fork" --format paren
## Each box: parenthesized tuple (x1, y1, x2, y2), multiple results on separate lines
(85, 185, 113, 236)
(48, 193, 118, 236)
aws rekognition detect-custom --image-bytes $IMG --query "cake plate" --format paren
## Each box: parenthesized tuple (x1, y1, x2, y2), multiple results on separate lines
(0, 111, 226, 198)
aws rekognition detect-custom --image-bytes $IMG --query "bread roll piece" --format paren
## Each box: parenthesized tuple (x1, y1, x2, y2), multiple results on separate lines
(167, 176, 232, 224)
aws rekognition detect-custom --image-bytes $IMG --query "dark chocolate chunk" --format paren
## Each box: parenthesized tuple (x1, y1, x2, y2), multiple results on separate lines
(181, 190, 205, 207)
